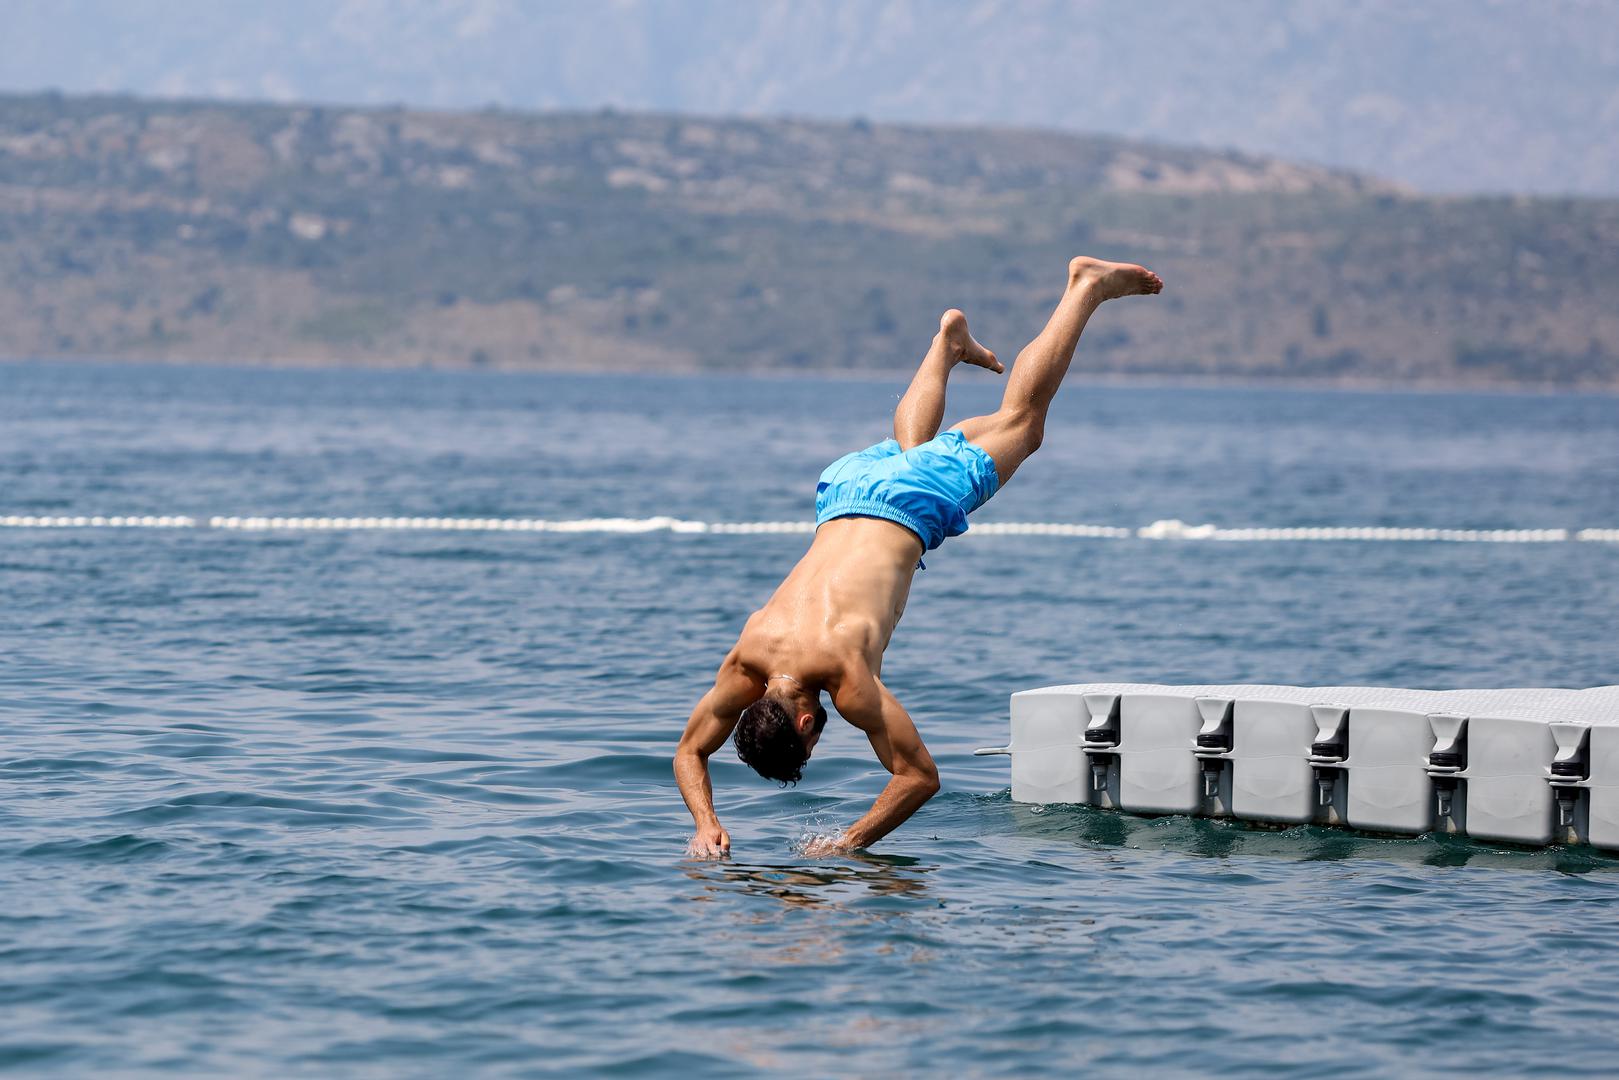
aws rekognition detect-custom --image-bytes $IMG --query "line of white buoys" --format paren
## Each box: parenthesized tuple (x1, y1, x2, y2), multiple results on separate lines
(4, 514, 1617, 545)
(706, 521, 818, 534)
(1134, 519, 1574, 544)
(0, 514, 195, 529)
(1136, 519, 1219, 540)
(202, 515, 723, 534)
(971, 522, 1133, 538)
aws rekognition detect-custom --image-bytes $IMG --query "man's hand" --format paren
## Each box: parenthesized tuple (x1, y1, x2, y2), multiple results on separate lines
(802, 835, 850, 858)
(676, 655, 760, 857)
(687, 823, 732, 859)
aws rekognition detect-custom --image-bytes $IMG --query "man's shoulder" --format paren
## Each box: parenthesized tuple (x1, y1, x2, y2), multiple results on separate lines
(826, 653, 880, 710)
(708, 651, 765, 714)
(715, 644, 760, 683)
(726, 618, 771, 672)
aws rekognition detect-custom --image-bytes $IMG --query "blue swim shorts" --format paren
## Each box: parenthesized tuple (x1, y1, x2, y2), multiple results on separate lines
(815, 429, 1001, 556)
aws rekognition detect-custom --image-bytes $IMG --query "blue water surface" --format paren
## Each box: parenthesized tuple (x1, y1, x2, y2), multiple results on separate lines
(3, 361, 1619, 1077)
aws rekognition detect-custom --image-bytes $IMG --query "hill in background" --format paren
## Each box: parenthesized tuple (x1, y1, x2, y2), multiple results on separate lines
(6, 0, 1618, 197)
(2, 92, 1617, 387)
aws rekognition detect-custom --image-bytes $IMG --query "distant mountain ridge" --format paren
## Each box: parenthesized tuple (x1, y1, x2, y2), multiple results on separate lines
(1, 91, 1616, 387)
(3, 0, 1617, 196)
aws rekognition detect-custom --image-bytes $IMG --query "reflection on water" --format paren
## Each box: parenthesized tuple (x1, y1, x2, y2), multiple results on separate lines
(1005, 800, 1619, 874)
(685, 852, 935, 908)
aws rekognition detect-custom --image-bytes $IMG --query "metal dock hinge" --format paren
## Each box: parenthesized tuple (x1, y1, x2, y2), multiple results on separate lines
(1080, 694, 1122, 799)
(1308, 704, 1350, 813)
(1193, 698, 1234, 799)
(1082, 693, 1121, 747)
(1425, 713, 1469, 825)
(1547, 723, 1592, 835)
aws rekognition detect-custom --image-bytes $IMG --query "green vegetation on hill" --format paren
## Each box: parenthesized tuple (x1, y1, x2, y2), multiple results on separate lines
(2, 92, 1616, 386)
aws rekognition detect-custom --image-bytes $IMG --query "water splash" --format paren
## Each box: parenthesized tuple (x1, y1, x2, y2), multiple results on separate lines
(791, 818, 849, 858)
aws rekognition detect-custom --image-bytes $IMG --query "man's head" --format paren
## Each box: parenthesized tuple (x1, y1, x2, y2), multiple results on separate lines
(734, 693, 828, 785)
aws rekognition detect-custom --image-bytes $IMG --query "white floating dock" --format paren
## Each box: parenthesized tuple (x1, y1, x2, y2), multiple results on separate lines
(977, 684, 1619, 849)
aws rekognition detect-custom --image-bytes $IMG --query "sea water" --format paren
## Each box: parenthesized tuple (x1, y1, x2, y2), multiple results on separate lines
(3, 361, 1619, 1076)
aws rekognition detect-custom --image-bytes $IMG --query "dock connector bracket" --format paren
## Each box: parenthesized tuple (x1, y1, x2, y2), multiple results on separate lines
(1425, 713, 1469, 825)
(1308, 704, 1351, 812)
(1547, 722, 1591, 835)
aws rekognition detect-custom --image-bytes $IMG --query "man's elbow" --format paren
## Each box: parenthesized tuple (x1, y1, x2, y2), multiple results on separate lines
(910, 767, 941, 799)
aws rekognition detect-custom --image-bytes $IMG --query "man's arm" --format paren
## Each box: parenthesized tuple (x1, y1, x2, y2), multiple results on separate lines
(674, 656, 759, 856)
(823, 663, 941, 853)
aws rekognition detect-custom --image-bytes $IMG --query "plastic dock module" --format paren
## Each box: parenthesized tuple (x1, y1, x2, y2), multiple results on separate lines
(975, 684, 1619, 849)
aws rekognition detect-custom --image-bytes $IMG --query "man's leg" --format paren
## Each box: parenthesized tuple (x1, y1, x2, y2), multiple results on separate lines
(893, 309, 1001, 450)
(956, 257, 1161, 484)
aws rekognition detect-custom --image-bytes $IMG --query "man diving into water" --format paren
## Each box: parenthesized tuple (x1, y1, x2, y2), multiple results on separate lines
(675, 257, 1163, 856)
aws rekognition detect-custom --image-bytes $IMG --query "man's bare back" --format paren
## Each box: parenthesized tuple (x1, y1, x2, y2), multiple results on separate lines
(750, 517, 924, 672)
(675, 257, 1163, 857)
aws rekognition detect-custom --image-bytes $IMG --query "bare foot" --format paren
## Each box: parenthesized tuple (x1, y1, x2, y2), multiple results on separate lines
(938, 309, 1003, 373)
(1067, 256, 1163, 300)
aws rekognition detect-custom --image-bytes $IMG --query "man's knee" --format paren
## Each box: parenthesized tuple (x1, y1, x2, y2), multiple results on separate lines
(1022, 418, 1045, 455)
(1001, 406, 1044, 456)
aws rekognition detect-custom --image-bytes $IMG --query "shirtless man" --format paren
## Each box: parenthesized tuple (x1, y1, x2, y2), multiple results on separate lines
(675, 256, 1163, 857)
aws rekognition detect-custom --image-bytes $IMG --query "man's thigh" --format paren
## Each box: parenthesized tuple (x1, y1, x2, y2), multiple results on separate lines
(952, 410, 1037, 486)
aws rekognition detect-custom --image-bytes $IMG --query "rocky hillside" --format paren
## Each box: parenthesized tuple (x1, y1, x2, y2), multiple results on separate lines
(2, 92, 1617, 386)
(9, 0, 1619, 196)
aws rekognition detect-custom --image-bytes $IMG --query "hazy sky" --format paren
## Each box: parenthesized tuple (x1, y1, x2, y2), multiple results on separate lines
(3, 0, 1616, 195)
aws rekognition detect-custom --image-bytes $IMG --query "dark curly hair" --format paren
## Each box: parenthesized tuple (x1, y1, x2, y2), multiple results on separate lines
(734, 695, 826, 785)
